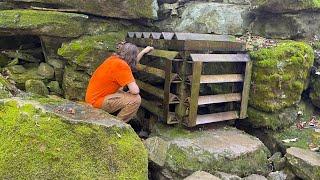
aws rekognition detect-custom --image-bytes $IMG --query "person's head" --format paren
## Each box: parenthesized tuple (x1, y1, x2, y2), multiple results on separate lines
(116, 42, 139, 69)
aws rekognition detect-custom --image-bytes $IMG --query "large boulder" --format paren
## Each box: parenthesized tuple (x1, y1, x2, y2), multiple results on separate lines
(252, 0, 320, 13)
(0, 75, 13, 99)
(5, 0, 159, 20)
(184, 171, 220, 180)
(173, 2, 251, 35)
(62, 66, 90, 101)
(247, 100, 314, 130)
(0, 10, 88, 37)
(285, 147, 320, 180)
(58, 32, 124, 75)
(249, 41, 314, 112)
(145, 124, 270, 179)
(0, 96, 148, 179)
(252, 12, 320, 39)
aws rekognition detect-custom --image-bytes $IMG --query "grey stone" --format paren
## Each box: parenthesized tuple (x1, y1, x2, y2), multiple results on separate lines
(25, 79, 49, 96)
(175, 2, 251, 35)
(144, 136, 170, 167)
(37, 63, 55, 80)
(285, 147, 320, 180)
(244, 174, 267, 180)
(268, 152, 286, 171)
(215, 171, 241, 180)
(6, 0, 159, 20)
(184, 171, 221, 180)
(147, 124, 270, 179)
(251, 0, 320, 13)
(267, 171, 287, 180)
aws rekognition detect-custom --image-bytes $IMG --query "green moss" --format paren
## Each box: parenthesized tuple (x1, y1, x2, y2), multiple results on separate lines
(249, 41, 314, 112)
(310, 76, 320, 108)
(165, 144, 270, 177)
(0, 100, 147, 179)
(0, 10, 87, 37)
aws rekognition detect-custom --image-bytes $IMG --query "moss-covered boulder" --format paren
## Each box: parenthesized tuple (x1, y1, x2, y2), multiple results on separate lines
(47, 81, 63, 96)
(252, 0, 320, 13)
(62, 66, 90, 101)
(58, 32, 125, 75)
(4, 65, 46, 89)
(310, 75, 320, 108)
(0, 10, 88, 37)
(247, 100, 315, 130)
(145, 124, 270, 179)
(6, 0, 158, 20)
(249, 42, 314, 112)
(37, 63, 54, 80)
(285, 147, 320, 180)
(0, 53, 10, 67)
(0, 75, 12, 99)
(0, 97, 148, 179)
(25, 79, 49, 96)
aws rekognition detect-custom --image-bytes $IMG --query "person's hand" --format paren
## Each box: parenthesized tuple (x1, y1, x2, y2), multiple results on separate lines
(144, 46, 154, 54)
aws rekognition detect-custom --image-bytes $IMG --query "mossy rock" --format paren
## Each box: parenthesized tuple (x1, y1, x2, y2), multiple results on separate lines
(0, 10, 88, 37)
(62, 66, 89, 101)
(247, 100, 315, 130)
(58, 32, 126, 75)
(8, 0, 158, 20)
(4, 66, 46, 90)
(0, 53, 10, 67)
(146, 123, 270, 178)
(25, 79, 49, 96)
(252, 0, 320, 13)
(0, 97, 148, 179)
(47, 81, 63, 96)
(310, 76, 320, 108)
(0, 75, 12, 99)
(249, 41, 314, 112)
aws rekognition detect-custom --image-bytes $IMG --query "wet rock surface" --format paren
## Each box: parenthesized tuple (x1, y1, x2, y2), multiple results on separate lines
(285, 147, 320, 180)
(145, 124, 271, 179)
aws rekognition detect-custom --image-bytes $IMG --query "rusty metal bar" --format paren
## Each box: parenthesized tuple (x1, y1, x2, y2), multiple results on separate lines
(196, 111, 239, 125)
(136, 80, 179, 103)
(187, 61, 203, 127)
(164, 58, 173, 122)
(138, 48, 179, 60)
(240, 61, 253, 119)
(190, 54, 250, 62)
(197, 93, 242, 105)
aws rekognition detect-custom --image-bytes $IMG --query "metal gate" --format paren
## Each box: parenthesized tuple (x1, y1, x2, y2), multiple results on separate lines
(126, 32, 252, 127)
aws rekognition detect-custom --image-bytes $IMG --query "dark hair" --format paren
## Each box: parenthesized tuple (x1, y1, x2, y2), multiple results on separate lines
(116, 42, 139, 69)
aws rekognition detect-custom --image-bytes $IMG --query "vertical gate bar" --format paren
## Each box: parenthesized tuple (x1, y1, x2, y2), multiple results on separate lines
(175, 52, 188, 124)
(240, 60, 253, 119)
(164, 59, 173, 123)
(188, 61, 203, 127)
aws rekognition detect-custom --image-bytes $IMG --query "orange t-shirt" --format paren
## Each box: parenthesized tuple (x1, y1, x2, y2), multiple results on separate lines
(85, 55, 135, 108)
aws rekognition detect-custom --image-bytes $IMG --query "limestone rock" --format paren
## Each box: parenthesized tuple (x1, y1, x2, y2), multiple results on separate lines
(62, 66, 90, 101)
(244, 174, 267, 180)
(247, 100, 314, 130)
(25, 79, 49, 96)
(146, 124, 270, 179)
(249, 41, 314, 112)
(37, 63, 54, 80)
(252, 12, 320, 39)
(184, 171, 220, 180)
(267, 171, 287, 180)
(58, 32, 124, 75)
(252, 0, 320, 13)
(285, 147, 320, 180)
(47, 81, 63, 96)
(0, 10, 88, 37)
(174, 2, 251, 35)
(6, 0, 158, 20)
(0, 97, 148, 179)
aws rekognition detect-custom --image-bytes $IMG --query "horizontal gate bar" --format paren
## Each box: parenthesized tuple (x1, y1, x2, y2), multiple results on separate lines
(196, 111, 239, 125)
(136, 64, 181, 82)
(197, 93, 242, 105)
(188, 74, 244, 84)
(138, 48, 179, 60)
(190, 54, 250, 62)
(141, 98, 163, 117)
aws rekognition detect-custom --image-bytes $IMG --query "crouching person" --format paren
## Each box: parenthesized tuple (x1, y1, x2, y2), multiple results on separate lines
(85, 42, 154, 122)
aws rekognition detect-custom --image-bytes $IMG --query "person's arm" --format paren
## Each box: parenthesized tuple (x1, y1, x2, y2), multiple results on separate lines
(127, 81, 140, 94)
(136, 46, 154, 63)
